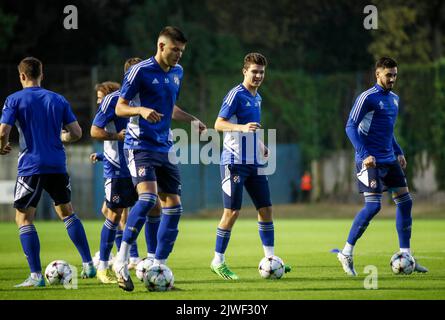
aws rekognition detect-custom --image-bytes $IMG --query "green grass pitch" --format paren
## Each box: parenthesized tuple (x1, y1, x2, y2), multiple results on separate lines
(0, 218, 444, 300)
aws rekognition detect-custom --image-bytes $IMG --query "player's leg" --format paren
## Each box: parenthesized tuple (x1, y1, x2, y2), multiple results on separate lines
(112, 178, 141, 270)
(336, 163, 383, 276)
(114, 180, 157, 291)
(245, 169, 291, 273)
(15, 208, 45, 287)
(145, 198, 162, 260)
(154, 155, 183, 266)
(156, 192, 182, 266)
(115, 207, 125, 250)
(388, 161, 428, 273)
(210, 165, 245, 280)
(13, 175, 45, 287)
(47, 174, 95, 278)
(96, 206, 120, 283)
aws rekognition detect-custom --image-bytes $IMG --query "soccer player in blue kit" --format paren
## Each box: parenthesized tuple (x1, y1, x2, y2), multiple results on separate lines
(91, 58, 205, 285)
(335, 57, 428, 276)
(210, 53, 291, 280)
(91, 64, 142, 284)
(0, 57, 96, 287)
(111, 27, 197, 291)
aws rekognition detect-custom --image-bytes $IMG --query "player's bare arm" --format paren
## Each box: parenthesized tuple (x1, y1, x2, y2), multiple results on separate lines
(62, 121, 82, 143)
(214, 117, 260, 133)
(90, 125, 125, 141)
(0, 123, 12, 155)
(173, 105, 207, 133)
(115, 97, 163, 123)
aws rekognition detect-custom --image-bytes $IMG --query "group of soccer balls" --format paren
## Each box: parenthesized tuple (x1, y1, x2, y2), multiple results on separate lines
(44, 252, 417, 289)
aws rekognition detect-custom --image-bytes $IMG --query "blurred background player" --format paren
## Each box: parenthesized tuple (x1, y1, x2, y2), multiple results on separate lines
(210, 52, 291, 280)
(112, 27, 206, 291)
(335, 57, 428, 276)
(90, 75, 143, 284)
(0, 57, 96, 287)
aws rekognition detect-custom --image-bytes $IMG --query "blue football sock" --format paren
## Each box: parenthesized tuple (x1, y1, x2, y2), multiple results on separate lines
(258, 221, 274, 247)
(215, 228, 231, 254)
(145, 215, 161, 255)
(155, 205, 183, 260)
(394, 193, 413, 249)
(130, 241, 139, 258)
(347, 194, 382, 245)
(100, 219, 118, 261)
(122, 193, 157, 245)
(63, 214, 93, 263)
(115, 230, 123, 250)
(19, 224, 41, 273)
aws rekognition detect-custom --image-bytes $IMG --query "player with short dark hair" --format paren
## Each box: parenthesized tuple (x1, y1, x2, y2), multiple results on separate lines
(112, 27, 205, 291)
(210, 53, 291, 280)
(334, 57, 428, 276)
(0, 57, 96, 287)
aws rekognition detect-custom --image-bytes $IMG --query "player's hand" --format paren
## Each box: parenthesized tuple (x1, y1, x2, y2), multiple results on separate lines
(398, 155, 407, 169)
(0, 142, 11, 155)
(89, 153, 99, 163)
(139, 107, 164, 123)
(117, 129, 126, 141)
(363, 155, 376, 168)
(192, 119, 207, 134)
(240, 122, 261, 132)
(263, 145, 269, 158)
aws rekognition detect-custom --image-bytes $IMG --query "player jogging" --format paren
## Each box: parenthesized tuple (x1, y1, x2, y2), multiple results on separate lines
(0, 57, 96, 287)
(210, 53, 291, 280)
(112, 27, 202, 291)
(335, 57, 428, 276)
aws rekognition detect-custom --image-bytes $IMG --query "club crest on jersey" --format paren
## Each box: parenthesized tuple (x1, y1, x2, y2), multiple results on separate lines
(164, 78, 170, 84)
(174, 75, 180, 86)
(233, 175, 240, 183)
(138, 166, 146, 177)
(378, 101, 384, 109)
(370, 179, 377, 189)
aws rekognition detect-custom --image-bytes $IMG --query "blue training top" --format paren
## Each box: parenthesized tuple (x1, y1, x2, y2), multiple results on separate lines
(92, 90, 131, 178)
(345, 83, 403, 164)
(119, 56, 183, 153)
(1, 87, 77, 176)
(218, 84, 263, 166)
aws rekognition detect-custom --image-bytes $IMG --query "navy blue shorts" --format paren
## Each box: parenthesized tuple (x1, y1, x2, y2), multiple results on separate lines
(220, 164, 272, 210)
(14, 173, 71, 209)
(104, 177, 138, 209)
(126, 149, 181, 195)
(355, 160, 407, 193)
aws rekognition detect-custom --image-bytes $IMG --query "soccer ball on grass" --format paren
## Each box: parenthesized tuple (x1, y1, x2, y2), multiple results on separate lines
(258, 255, 285, 279)
(44, 260, 73, 285)
(143, 264, 174, 291)
(135, 258, 155, 282)
(390, 252, 416, 275)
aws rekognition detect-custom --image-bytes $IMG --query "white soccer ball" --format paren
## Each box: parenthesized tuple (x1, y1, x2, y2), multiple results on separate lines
(390, 252, 416, 275)
(44, 260, 73, 285)
(92, 250, 114, 269)
(258, 255, 285, 279)
(135, 258, 155, 282)
(143, 264, 174, 292)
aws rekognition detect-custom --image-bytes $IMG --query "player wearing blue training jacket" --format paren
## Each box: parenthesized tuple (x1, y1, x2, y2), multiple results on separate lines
(210, 53, 291, 280)
(335, 57, 428, 276)
(111, 27, 206, 291)
(0, 57, 96, 287)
